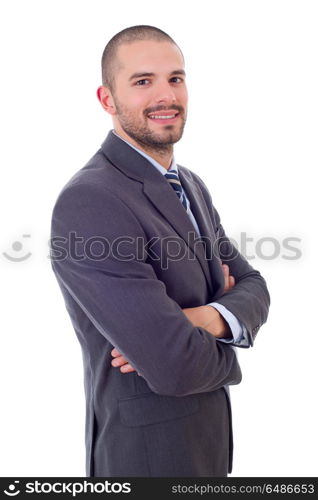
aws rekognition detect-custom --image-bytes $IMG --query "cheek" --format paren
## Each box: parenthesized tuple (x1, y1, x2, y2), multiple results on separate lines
(114, 87, 146, 114)
(126, 90, 149, 111)
(179, 88, 188, 106)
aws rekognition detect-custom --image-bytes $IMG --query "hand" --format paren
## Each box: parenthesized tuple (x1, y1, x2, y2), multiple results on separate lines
(110, 348, 139, 374)
(182, 305, 231, 338)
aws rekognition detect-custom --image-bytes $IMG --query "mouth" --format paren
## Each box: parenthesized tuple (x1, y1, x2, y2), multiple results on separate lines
(147, 111, 180, 124)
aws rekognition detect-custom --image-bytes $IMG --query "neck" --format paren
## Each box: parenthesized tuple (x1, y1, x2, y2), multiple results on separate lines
(114, 128, 173, 170)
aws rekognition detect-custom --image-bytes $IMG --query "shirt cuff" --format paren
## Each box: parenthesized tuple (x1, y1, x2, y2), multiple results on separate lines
(207, 302, 249, 346)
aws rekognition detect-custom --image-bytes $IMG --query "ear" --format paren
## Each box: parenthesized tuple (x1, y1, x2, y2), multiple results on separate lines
(96, 86, 116, 115)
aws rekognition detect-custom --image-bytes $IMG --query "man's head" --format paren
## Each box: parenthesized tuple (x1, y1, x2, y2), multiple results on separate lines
(97, 25, 188, 156)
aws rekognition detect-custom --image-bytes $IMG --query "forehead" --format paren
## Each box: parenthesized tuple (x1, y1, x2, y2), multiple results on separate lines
(116, 40, 184, 76)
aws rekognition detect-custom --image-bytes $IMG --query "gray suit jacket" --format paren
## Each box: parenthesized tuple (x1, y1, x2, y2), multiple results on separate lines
(50, 131, 270, 477)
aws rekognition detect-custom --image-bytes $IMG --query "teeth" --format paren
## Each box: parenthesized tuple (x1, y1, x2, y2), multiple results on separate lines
(149, 114, 176, 119)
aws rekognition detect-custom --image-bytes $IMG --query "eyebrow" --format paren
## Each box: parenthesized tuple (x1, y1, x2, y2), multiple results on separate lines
(128, 69, 186, 81)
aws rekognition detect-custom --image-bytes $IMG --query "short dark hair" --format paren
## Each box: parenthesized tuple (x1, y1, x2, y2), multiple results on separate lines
(101, 25, 183, 92)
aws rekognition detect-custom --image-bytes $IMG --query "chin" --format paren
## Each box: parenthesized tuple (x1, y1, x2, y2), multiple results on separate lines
(153, 126, 183, 141)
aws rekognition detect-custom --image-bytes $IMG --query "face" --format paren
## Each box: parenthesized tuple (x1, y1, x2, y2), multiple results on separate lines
(99, 40, 188, 153)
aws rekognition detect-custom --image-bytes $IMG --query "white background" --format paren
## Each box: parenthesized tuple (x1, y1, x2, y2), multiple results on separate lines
(1, 0, 317, 477)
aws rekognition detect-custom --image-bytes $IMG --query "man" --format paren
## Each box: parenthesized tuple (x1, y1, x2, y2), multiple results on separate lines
(50, 25, 270, 477)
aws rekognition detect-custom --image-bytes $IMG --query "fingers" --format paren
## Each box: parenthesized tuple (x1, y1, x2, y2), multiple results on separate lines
(111, 355, 128, 367)
(222, 264, 235, 292)
(229, 275, 235, 288)
(110, 349, 137, 374)
(222, 264, 230, 292)
(119, 363, 136, 373)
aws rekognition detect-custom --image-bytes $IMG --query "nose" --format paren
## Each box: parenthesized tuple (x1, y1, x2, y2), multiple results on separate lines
(153, 80, 177, 104)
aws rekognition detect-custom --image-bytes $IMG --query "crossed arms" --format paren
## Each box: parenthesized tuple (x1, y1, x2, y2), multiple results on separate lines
(51, 182, 270, 396)
(112, 264, 236, 374)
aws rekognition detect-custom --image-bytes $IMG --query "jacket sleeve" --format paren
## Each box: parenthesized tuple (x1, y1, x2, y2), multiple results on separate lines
(193, 173, 271, 347)
(50, 182, 242, 397)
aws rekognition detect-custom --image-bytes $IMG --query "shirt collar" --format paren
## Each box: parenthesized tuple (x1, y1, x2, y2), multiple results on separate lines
(111, 129, 178, 175)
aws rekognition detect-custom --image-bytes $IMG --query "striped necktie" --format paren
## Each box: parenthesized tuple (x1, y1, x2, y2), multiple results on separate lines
(164, 169, 188, 210)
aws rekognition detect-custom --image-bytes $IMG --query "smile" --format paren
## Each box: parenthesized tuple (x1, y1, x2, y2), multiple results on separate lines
(147, 112, 180, 123)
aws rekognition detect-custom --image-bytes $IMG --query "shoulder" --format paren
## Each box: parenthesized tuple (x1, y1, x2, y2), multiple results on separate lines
(52, 145, 137, 211)
(51, 150, 145, 238)
(177, 164, 220, 229)
(177, 164, 213, 202)
(57, 149, 114, 194)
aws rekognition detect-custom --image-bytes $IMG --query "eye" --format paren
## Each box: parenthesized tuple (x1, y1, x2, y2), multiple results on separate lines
(135, 79, 150, 86)
(170, 76, 184, 83)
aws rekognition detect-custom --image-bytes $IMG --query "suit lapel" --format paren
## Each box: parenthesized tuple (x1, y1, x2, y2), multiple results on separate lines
(178, 169, 225, 300)
(142, 165, 213, 293)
